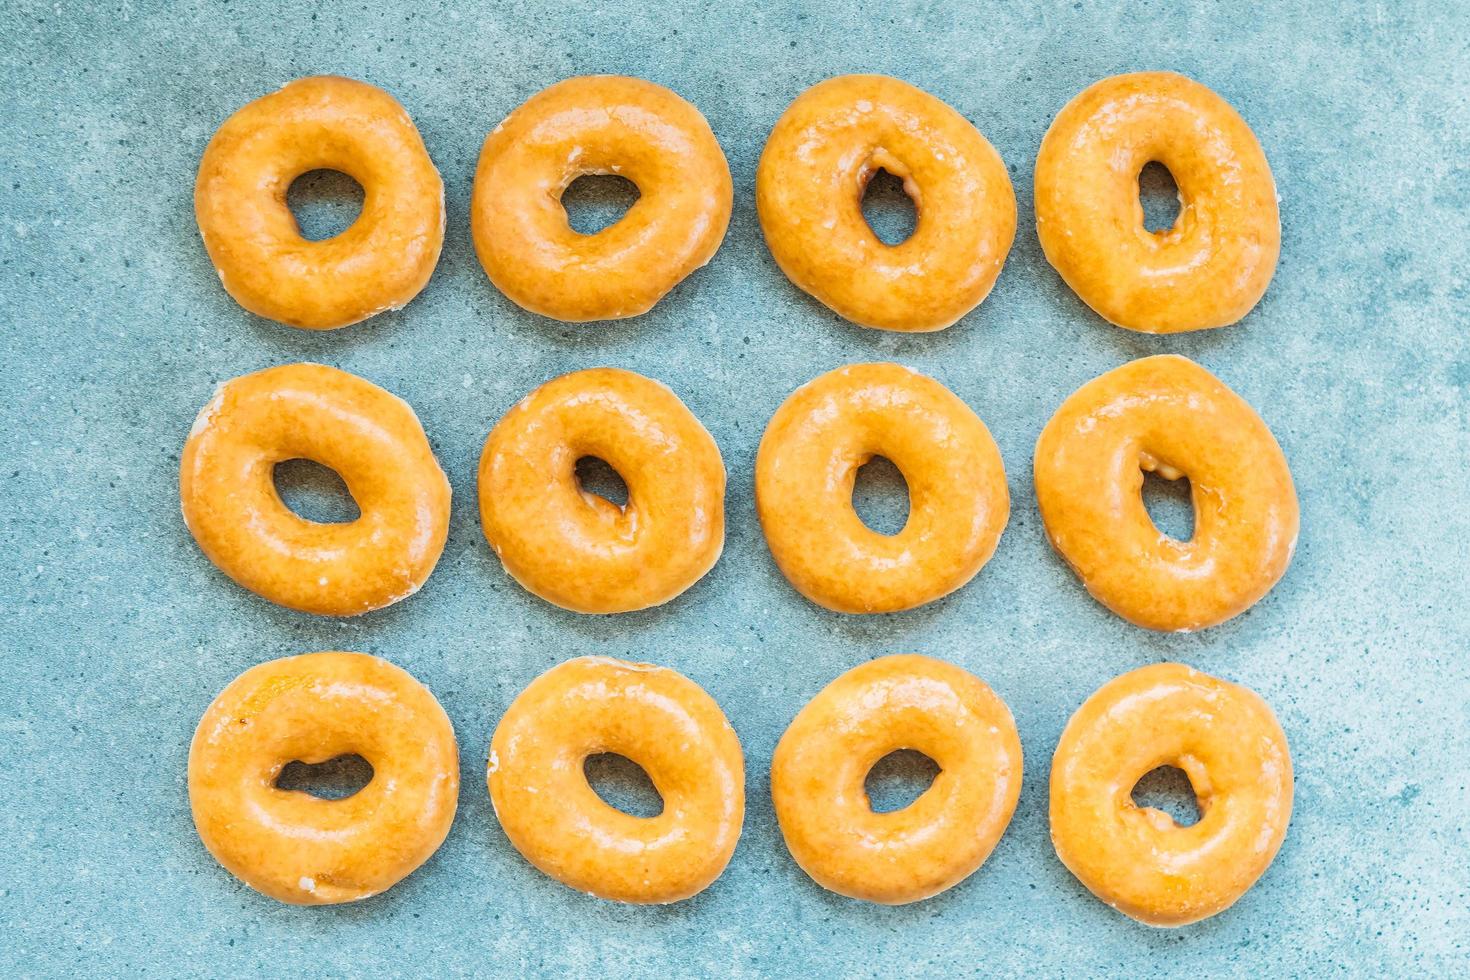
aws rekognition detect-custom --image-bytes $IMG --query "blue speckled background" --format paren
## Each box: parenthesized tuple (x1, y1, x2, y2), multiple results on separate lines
(3, 0, 1468, 975)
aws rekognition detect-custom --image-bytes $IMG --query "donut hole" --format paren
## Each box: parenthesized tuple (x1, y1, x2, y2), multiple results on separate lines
(1138, 161, 1182, 234)
(286, 169, 365, 241)
(583, 753, 664, 818)
(561, 174, 641, 235)
(575, 456, 629, 509)
(852, 455, 910, 535)
(861, 168, 918, 245)
(274, 458, 361, 524)
(864, 749, 941, 813)
(1131, 765, 1202, 827)
(1141, 468, 1194, 542)
(275, 754, 374, 800)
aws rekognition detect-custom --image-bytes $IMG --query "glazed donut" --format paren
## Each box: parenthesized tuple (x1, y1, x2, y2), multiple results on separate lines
(181, 363, 450, 616)
(478, 368, 724, 613)
(756, 363, 1008, 613)
(488, 657, 744, 904)
(196, 75, 444, 329)
(471, 75, 732, 321)
(756, 75, 1015, 331)
(1050, 663, 1292, 926)
(1034, 71, 1279, 333)
(772, 655, 1022, 904)
(189, 652, 459, 905)
(1034, 355, 1297, 632)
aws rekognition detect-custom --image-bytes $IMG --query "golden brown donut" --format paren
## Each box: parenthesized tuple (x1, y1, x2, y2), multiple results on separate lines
(471, 75, 732, 321)
(756, 363, 1009, 613)
(195, 76, 444, 329)
(772, 655, 1022, 904)
(181, 363, 450, 616)
(478, 368, 724, 613)
(1050, 663, 1293, 926)
(189, 652, 459, 905)
(488, 657, 744, 904)
(756, 75, 1016, 331)
(1034, 355, 1297, 632)
(1034, 71, 1279, 333)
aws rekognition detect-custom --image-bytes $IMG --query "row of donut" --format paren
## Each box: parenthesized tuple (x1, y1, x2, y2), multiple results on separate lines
(196, 70, 1278, 334)
(191, 650, 1291, 926)
(182, 353, 1297, 633)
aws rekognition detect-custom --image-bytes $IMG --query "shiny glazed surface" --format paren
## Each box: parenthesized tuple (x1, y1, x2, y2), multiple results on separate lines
(478, 367, 725, 614)
(771, 655, 1022, 904)
(756, 363, 1008, 613)
(1050, 663, 1293, 927)
(1034, 71, 1280, 333)
(487, 657, 745, 904)
(1034, 355, 1297, 632)
(195, 75, 444, 329)
(471, 75, 732, 321)
(180, 363, 451, 616)
(189, 652, 460, 905)
(756, 74, 1015, 331)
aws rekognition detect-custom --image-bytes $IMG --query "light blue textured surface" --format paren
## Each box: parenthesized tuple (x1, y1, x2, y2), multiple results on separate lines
(3, 1, 1468, 975)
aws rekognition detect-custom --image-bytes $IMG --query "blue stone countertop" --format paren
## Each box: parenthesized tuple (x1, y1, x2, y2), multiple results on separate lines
(3, 1, 1467, 975)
